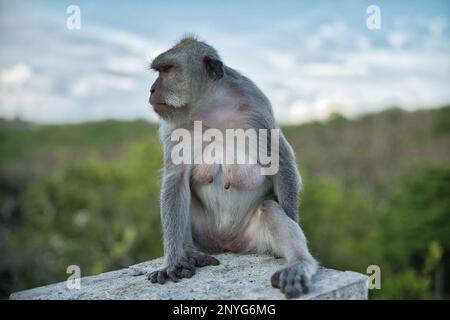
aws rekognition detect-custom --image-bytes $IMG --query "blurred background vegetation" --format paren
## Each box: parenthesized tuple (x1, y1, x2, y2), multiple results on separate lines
(1, 106, 449, 299)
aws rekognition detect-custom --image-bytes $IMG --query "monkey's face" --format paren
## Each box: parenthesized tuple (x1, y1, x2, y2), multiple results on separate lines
(149, 39, 224, 119)
(149, 56, 191, 117)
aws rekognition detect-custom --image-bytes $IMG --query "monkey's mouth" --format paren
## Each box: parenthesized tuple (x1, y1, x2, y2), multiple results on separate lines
(152, 102, 174, 115)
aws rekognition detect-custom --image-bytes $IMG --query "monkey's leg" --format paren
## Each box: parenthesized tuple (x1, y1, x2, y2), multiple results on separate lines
(183, 197, 220, 267)
(148, 194, 219, 284)
(248, 200, 318, 298)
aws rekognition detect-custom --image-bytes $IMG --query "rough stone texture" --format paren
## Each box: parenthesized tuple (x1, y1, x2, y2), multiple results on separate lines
(10, 253, 368, 300)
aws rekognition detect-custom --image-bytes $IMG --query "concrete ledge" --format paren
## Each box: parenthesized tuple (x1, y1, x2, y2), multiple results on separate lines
(10, 253, 368, 300)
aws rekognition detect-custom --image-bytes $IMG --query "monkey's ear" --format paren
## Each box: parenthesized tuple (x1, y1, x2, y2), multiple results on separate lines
(203, 55, 224, 80)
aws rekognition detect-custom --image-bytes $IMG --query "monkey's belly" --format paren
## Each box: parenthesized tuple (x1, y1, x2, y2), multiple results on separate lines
(191, 168, 272, 253)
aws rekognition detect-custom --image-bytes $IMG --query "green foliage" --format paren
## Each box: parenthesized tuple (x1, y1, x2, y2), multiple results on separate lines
(284, 106, 450, 198)
(1, 138, 164, 295)
(380, 166, 450, 268)
(301, 177, 380, 272)
(0, 119, 158, 166)
(375, 166, 450, 299)
(374, 241, 444, 300)
(378, 269, 433, 300)
(301, 165, 450, 299)
(1, 107, 449, 299)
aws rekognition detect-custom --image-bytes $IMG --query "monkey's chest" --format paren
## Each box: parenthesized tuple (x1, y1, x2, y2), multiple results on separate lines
(192, 163, 265, 190)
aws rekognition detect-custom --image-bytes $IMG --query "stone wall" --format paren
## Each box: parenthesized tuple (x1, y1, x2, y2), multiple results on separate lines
(10, 253, 368, 300)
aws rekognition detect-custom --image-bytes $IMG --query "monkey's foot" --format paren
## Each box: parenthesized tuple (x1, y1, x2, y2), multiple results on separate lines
(185, 250, 220, 267)
(270, 262, 315, 298)
(147, 252, 219, 284)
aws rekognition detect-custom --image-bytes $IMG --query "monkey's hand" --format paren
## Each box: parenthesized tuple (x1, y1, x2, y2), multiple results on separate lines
(147, 251, 219, 284)
(270, 260, 317, 298)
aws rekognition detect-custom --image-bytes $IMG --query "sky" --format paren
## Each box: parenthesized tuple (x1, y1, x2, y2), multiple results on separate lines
(0, 0, 449, 124)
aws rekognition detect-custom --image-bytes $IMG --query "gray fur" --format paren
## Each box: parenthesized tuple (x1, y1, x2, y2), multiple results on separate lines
(147, 36, 318, 298)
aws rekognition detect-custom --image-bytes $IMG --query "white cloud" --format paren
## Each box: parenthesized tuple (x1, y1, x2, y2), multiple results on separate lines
(217, 18, 450, 123)
(103, 57, 147, 75)
(0, 12, 161, 123)
(300, 62, 369, 78)
(70, 75, 137, 98)
(266, 51, 297, 71)
(0, 5, 449, 125)
(305, 21, 350, 52)
(0, 69, 78, 122)
(0, 64, 32, 86)
(86, 25, 164, 58)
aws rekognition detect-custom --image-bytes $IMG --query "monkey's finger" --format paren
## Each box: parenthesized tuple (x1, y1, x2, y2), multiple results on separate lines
(285, 272, 296, 295)
(285, 269, 296, 287)
(284, 272, 301, 299)
(292, 273, 302, 293)
(174, 267, 183, 279)
(192, 257, 206, 267)
(279, 270, 288, 293)
(176, 258, 194, 270)
(187, 256, 196, 266)
(180, 268, 194, 278)
(284, 285, 301, 299)
(300, 275, 310, 294)
(147, 271, 158, 283)
(157, 270, 168, 284)
(194, 255, 220, 267)
(167, 269, 180, 282)
(204, 256, 220, 266)
(270, 270, 281, 288)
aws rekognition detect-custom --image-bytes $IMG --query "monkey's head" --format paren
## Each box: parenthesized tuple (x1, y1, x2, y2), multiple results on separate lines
(149, 36, 224, 118)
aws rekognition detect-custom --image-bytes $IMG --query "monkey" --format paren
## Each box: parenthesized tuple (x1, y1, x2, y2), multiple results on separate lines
(147, 36, 318, 298)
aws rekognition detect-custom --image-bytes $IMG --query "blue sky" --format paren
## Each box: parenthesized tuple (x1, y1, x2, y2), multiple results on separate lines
(1, 0, 449, 123)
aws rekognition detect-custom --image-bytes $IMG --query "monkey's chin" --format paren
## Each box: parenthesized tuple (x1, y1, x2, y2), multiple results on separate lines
(152, 103, 173, 115)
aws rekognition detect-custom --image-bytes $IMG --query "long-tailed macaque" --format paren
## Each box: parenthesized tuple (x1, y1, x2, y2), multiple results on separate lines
(147, 36, 318, 298)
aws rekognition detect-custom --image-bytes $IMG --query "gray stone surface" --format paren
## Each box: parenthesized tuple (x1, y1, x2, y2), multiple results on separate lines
(10, 253, 368, 300)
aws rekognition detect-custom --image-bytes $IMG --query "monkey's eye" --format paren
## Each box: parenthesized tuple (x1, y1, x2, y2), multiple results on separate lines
(160, 65, 173, 73)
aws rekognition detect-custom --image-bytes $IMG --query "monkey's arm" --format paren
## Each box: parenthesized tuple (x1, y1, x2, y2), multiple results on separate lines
(159, 161, 192, 265)
(272, 132, 302, 222)
(147, 160, 197, 284)
(249, 103, 301, 222)
(149, 159, 220, 284)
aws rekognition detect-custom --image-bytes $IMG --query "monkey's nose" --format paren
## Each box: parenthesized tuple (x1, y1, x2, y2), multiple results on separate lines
(150, 88, 155, 94)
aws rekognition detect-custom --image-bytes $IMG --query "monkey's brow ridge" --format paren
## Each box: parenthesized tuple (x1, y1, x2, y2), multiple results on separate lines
(151, 58, 170, 71)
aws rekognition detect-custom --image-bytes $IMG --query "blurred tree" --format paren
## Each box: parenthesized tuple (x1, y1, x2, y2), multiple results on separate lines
(378, 165, 450, 299)
(0, 138, 164, 296)
(300, 176, 381, 272)
(1, 112, 449, 300)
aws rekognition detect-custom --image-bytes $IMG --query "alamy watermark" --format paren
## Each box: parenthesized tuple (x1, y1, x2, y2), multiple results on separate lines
(66, 265, 81, 290)
(366, 5, 381, 30)
(170, 121, 280, 175)
(366, 265, 381, 290)
(66, 5, 81, 30)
